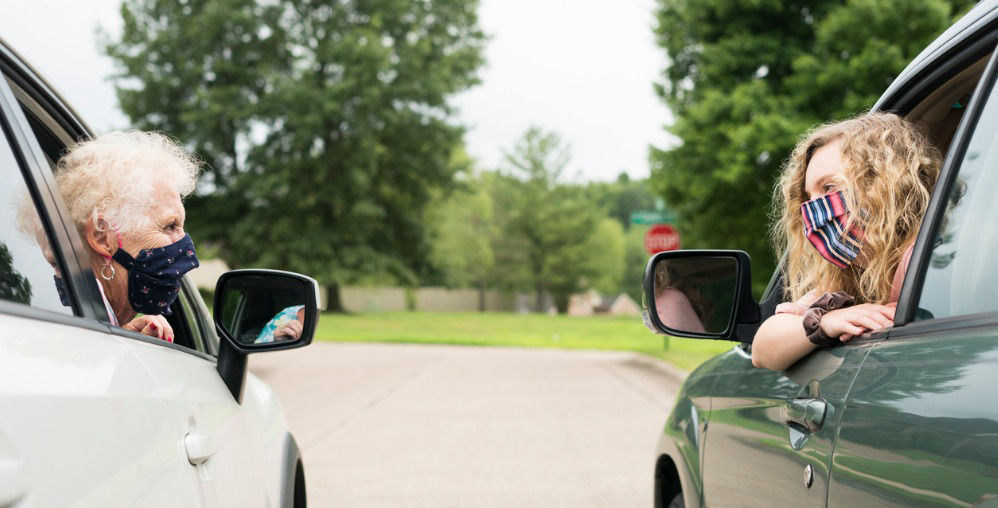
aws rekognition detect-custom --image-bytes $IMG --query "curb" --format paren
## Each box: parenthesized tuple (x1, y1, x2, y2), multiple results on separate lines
(626, 352, 689, 385)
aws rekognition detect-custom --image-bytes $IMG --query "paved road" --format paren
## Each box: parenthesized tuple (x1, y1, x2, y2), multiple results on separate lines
(250, 342, 683, 507)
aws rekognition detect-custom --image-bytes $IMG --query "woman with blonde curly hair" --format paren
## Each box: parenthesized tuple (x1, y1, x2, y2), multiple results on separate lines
(54, 131, 202, 342)
(751, 112, 942, 371)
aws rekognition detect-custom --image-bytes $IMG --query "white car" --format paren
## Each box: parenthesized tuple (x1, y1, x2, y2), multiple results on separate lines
(0, 38, 316, 507)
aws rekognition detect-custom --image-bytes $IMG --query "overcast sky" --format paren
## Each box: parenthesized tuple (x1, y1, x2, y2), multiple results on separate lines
(0, 0, 673, 182)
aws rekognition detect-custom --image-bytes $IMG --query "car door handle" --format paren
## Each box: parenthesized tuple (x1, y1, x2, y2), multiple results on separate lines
(781, 397, 828, 433)
(184, 433, 217, 465)
(0, 457, 28, 506)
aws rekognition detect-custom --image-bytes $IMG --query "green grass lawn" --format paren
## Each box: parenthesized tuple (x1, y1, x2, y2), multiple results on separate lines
(316, 311, 734, 371)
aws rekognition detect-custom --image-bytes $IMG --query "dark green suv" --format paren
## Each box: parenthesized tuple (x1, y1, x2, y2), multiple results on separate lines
(644, 1, 998, 506)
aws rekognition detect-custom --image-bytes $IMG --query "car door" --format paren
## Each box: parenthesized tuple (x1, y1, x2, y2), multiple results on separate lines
(0, 69, 205, 507)
(699, 338, 875, 506)
(123, 282, 273, 507)
(828, 46, 998, 507)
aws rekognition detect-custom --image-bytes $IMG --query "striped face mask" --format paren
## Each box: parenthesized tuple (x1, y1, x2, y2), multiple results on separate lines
(801, 190, 862, 268)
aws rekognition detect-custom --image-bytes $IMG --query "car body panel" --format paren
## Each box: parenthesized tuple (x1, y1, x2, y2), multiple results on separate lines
(700, 340, 876, 507)
(829, 327, 998, 506)
(124, 338, 271, 507)
(0, 312, 203, 507)
(656, 349, 735, 507)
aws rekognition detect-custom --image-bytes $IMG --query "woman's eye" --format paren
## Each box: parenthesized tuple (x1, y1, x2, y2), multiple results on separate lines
(823, 183, 837, 193)
(164, 222, 178, 231)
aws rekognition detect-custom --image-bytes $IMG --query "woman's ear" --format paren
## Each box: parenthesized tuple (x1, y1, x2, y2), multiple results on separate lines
(84, 216, 116, 259)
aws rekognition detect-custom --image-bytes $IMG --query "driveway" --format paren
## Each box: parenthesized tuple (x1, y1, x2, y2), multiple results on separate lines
(250, 342, 683, 507)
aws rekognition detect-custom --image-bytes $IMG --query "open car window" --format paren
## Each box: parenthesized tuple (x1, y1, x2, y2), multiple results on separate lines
(906, 52, 992, 157)
(914, 55, 998, 320)
(4, 72, 216, 357)
(758, 51, 995, 328)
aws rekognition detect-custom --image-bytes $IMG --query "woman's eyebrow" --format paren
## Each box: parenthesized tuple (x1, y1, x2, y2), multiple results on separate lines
(808, 175, 835, 194)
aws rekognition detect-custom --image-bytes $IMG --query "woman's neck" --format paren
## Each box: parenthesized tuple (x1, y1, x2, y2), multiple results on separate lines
(91, 256, 136, 325)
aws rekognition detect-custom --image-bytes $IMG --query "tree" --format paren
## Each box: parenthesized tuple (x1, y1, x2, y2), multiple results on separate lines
(650, 0, 973, 294)
(0, 243, 31, 304)
(495, 127, 603, 313)
(583, 172, 658, 230)
(583, 218, 626, 295)
(104, 0, 486, 310)
(426, 170, 495, 310)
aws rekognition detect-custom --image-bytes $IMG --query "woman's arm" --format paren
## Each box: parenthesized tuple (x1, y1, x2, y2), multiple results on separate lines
(751, 313, 817, 370)
(752, 303, 896, 371)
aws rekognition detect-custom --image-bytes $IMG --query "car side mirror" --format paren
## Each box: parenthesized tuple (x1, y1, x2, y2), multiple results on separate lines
(213, 269, 320, 353)
(642, 250, 761, 342)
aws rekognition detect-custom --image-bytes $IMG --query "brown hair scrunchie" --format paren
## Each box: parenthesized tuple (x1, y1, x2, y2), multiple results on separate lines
(802, 292, 856, 346)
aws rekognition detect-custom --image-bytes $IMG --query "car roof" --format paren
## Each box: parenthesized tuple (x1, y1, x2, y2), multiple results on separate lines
(0, 36, 96, 137)
(874, 0, 998, 111)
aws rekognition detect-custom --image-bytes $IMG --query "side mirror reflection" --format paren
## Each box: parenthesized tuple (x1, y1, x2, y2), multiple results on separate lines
(650, 255, 738, 336)
(214, 269, 319, 352)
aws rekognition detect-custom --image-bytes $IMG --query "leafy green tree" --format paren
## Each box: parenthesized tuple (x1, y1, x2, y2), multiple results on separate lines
(104, 0, 486, 310)
(104, 0, 288, 189)
(623, 226, 650, 303)
(495, 127, 603, 312)
(650, 0, 972, 294)
(426, 171, 495, 310)
(583, 218, 626, 295)
(583, 173, 658, 230)
(0, 243, 31, 304)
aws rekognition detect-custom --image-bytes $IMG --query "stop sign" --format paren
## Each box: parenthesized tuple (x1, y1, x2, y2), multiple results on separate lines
(644, 223, 681, 254)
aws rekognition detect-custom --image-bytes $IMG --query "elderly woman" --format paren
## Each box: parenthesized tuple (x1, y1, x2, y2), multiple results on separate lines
(55, 131, 201, 342)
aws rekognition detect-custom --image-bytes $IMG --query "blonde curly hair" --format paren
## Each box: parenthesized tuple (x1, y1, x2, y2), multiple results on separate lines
(773, 112, 942, 304)
(55, 131, 201, 236)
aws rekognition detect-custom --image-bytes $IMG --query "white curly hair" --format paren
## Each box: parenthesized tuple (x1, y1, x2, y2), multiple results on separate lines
(55, 131, 201, 235)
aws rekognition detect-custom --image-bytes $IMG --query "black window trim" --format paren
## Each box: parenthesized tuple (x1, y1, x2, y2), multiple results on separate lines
(894, 45, 998, 328)
(0, 41, 93, 141)
(0, 71, 108, 322)
(874, 25, 998, 114)
(181, 276, 220, 357)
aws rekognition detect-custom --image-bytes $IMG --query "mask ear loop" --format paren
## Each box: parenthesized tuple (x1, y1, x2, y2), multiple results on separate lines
(100, 224, 123, 281)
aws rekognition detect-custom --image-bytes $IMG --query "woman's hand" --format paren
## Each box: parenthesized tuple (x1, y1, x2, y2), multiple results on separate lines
(122, 315, 174, 343)
(819, 303, 896, 342)
(274, 319, 303, 341)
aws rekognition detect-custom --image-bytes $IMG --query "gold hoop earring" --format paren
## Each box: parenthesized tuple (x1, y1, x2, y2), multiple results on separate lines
(101, 261, 116, 281)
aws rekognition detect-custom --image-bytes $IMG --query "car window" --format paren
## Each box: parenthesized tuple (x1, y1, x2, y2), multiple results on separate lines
(915, 67, 998, 320)
(0, 129, 74, 315)
(168, 286, 208, 354)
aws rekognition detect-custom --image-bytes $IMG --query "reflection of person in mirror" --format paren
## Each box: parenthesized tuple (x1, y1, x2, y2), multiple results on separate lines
(256, 305, 305, 344)
(655, 263, 707, 333)
(752, 113, 941, 371)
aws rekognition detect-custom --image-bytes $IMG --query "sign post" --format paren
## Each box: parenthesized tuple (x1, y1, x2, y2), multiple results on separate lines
(643, 223, 681, 254)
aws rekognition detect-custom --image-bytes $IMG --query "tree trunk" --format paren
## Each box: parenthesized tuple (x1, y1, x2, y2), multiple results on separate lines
(554, 292, 569, 314)
(477, 279, 486, 312)
(535, 282, 545, 313)
(326, 283, 345, 313)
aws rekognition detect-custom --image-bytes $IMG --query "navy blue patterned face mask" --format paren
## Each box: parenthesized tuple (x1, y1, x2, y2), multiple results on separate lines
(112, 234, 199, 315)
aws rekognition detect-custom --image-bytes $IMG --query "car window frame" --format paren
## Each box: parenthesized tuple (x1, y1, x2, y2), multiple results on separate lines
(0, 42, 221, 362)
(181, 277, 220, 357)
(756, 35, 998, 337)
(894, 42, 998, 332)
(0, 70, 108, 325)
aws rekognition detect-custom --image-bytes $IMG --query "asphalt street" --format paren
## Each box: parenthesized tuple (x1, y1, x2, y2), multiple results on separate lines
(250, 342, 683, 507)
